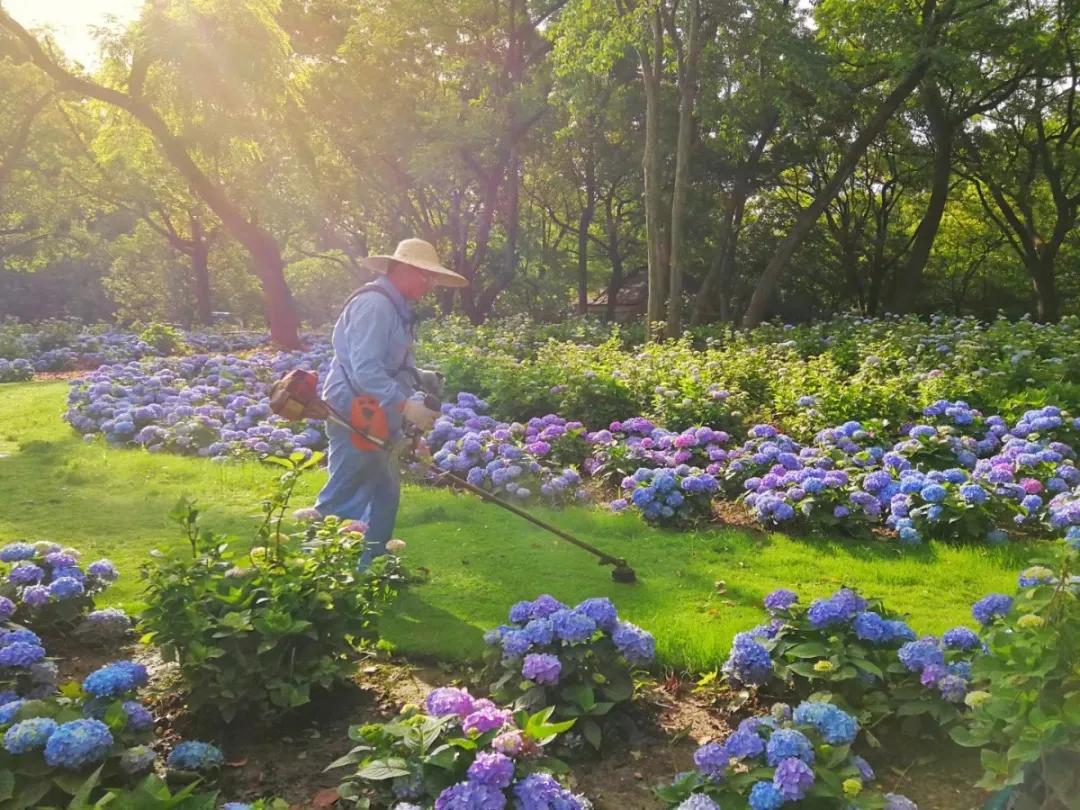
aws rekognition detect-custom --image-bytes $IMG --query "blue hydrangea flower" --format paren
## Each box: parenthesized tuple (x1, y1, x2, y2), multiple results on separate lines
(435, 780, 506, 810)
(549, 609, 596, 644)
(749, 780, 784, 810)
(920, 484, 947, 503)
(765, 729, 814, 766)
(722, 632, 772, 686)
(167, 740, 224, 771)
(852, 755, 875, 782)
(942, 627, 980, 650)
(0, 543, 36, 562)
(884, 794, 919, 810)
(724, 729, 765, 760)
(0, 596, 13, 621)
(0, 642, 46, 668)
(123, 701, 154, 732)
(612, 622, 655, 666)
(528, 595, 565, 620)
(575, 597, 618, 631)
(972, 594, 1013, 626)
(3, 717, 57, 754)
(82, 661, 149, 698)
(792, 701, 858, 744)
(43, 719, 113, 769)
(853, 611, 888, 644)
(500, 630, 531, 658)
(7, 563, 44, 586)
(513, 773, 582, 810)
(763, 589, 798, 613)
(0, 628, 41, 648)
(0, 700, 26, 724)
(898, 640, 945, 673)
(521, 619, 554, 646)
(49, 576, 85, 600)
(87, 560, 119, 581)
(676, 796, 721, 810)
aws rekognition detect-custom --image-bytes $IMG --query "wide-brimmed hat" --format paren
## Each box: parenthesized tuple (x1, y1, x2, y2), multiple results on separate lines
(361, 238, 469, 288)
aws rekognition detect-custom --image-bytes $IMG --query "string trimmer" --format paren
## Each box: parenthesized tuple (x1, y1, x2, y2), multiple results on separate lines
(269, 369, 637, 583)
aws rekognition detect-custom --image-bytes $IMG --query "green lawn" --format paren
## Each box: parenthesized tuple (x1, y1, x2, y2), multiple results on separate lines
(0, 381, 1033, 671)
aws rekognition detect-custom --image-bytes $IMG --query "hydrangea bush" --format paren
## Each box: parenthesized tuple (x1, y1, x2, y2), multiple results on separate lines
(329, 687, 591, 809)
(951, 542, 1080, 805)
(483, 595, 654, 749)
(722, 587, 974, 736)
(139, 461, 404, 722)
(0, 541, 120, 632)
(656, 700, 917, 809)
(0, 647, 223, 807)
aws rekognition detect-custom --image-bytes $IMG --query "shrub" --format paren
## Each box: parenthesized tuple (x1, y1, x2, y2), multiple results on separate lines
(482, 595, 654, 749)
(0, 541, 120, 633)
(139, 457, 404, 722)
(951, 542, 1080, 806)
(0, 358, 33, 383)
(656, 700, 917, 809)
(137, 322, 188, 355)
(0, 646, 223, 808)
(721, 587, 974, 737)
(329, 687, 588, 808)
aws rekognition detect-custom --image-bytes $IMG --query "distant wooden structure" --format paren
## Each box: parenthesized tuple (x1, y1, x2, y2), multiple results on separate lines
(585, 276, 647, 321)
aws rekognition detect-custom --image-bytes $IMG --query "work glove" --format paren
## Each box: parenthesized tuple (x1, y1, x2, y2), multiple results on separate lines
(413, 368, 446, 398)
(402, 398, 439, 432)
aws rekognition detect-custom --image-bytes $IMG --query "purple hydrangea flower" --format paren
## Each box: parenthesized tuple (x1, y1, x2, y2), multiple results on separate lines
(763, 589, 798, 613)
(467, 751, 514, 789)
(462, 701, 511, 734)
(773, 756, 815, 801)
(522, 653, 561, 685)
(425, 687, 475, 718)
(0, 642, 46, 668)
(575, 597, 619, 631)
(693, 742, 728, 779)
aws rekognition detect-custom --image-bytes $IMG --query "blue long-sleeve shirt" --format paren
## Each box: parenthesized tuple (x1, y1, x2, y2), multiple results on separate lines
(322, 277, 416, 440)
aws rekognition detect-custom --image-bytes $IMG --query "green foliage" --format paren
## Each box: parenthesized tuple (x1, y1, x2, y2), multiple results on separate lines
(951, 543, 1080, 805)
(329, 700, 574, 808)
(136, 323, 187, 355)
(139, 455, 405, 723)
(421, 313, 1080, 437)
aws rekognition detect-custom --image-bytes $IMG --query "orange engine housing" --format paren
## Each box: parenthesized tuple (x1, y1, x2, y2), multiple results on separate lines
(349, 395, 389, 451)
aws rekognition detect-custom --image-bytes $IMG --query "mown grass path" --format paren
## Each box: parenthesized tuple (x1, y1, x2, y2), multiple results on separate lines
(0, 381, 1032, 671)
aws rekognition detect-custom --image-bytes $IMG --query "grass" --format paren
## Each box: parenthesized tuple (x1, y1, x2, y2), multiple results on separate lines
(0, 381, 1035, 671)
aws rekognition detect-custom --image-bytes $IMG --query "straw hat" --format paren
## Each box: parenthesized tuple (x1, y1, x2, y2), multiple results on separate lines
(361, 238, 469, 288)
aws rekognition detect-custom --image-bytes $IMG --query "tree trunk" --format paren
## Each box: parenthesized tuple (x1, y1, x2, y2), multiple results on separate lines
(741, 56, 931, 328)
(604, 196, 625, 324)
(640, 10, 668, 337)
(1031, 257, 1060, 323)
(577, 158, 596, 315)
(665, 0, 701, 338)
(0, 10, 303, 347)
(188, 213, 213, 326)
(892, 81, 953, 313)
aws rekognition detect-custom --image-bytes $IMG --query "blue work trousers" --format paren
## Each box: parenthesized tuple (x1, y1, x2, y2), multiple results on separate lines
(315, 419, 401, 568)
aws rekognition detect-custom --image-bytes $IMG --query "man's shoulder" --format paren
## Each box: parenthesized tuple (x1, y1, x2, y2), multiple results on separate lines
(344, 285, 401, 318)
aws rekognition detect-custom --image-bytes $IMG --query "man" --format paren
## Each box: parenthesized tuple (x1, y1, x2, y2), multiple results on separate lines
(315, 238, 467, 565)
